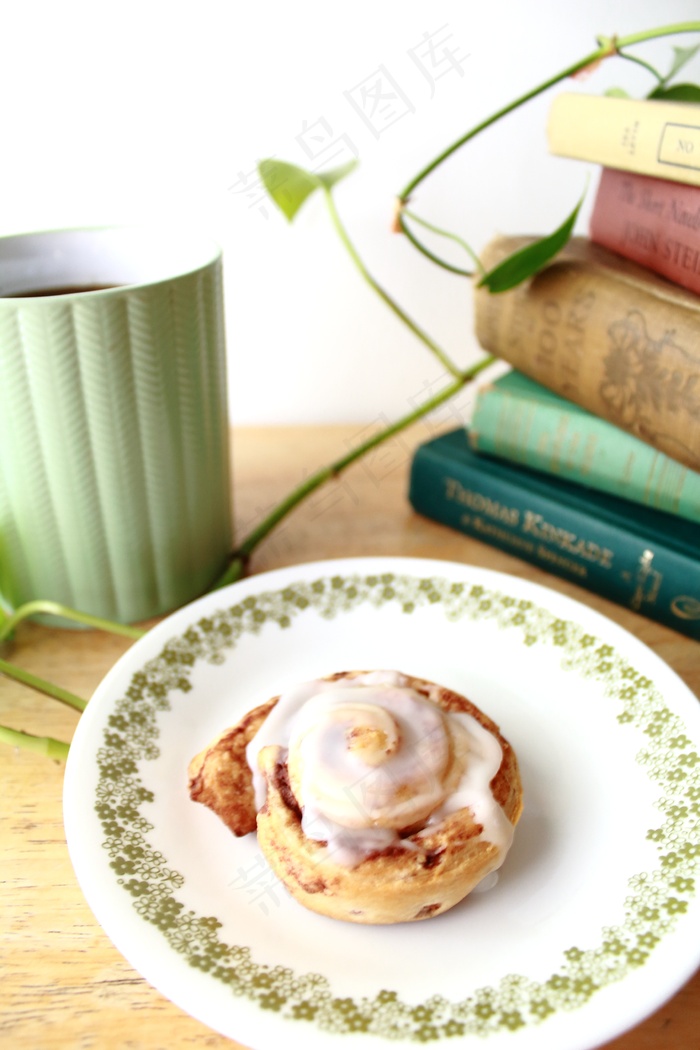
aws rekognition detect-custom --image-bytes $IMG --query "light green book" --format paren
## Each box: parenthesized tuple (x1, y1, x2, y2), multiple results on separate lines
(470, 371, 700, 525)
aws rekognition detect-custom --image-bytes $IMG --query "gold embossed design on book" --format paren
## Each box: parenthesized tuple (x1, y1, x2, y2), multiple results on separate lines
(473, 236, 700, 472)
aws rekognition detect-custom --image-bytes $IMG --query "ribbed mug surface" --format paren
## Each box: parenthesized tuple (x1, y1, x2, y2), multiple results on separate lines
(0, 227, 232, 623)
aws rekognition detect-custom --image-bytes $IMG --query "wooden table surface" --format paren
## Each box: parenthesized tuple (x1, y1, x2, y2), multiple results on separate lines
(2, 423, 699, 1050)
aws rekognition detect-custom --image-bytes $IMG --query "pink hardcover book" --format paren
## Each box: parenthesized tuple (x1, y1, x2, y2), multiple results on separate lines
(589, 167, 700, 295)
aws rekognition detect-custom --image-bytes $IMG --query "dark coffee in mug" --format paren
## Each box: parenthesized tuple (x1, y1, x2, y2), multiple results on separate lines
(5, 284, 120, 297)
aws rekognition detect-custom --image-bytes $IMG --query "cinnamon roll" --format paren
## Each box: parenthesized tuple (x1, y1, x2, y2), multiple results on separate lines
(188, 670, 522, 924)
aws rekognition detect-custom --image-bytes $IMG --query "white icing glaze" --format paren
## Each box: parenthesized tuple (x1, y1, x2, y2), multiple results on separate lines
(246, 670, 409, 811)
(246, 671, 514, 869)
(424, 711, 515, 859)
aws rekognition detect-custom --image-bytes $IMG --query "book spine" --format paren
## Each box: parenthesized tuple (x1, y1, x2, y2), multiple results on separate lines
(408, 439, 700, 640)
(473, 236, 700, 472)
(547, 93, 700, 187)
(470, 377, 700, 525)
(589, 168, 700, 295)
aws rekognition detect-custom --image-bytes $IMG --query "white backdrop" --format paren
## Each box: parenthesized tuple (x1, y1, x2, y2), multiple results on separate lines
(2, 1, 699, 424)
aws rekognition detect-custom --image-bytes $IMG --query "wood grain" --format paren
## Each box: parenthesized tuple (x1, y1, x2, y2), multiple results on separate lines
(1, 423, 698, 1050)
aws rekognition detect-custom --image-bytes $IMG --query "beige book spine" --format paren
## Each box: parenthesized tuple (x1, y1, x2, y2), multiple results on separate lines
(473, 236, 700, 471)
(547, 93, 700, 187)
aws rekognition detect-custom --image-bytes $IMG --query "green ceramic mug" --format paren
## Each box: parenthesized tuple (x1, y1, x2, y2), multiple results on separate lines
(0, 226, 233, 624)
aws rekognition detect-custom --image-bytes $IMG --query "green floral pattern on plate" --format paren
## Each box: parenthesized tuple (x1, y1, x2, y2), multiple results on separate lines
(96, 572, 699, 1041)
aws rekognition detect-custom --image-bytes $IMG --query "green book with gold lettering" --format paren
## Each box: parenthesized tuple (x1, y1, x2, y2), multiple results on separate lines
(408, 428, 700, 639)
(470, 371, 700, 525)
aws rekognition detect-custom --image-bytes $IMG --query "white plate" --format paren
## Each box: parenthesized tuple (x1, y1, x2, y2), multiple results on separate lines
(63, 557, 700, 1050)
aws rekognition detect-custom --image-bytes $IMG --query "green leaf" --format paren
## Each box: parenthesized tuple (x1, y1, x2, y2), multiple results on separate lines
(316, 159, 359, 193)
(478, 194, 585, 294)
(258, 158, 358, 222)
(648, 82, 700, 102)
(604, 87, 631, 98)
(258, 160, 320, 221)
(665, 43, 700, 83)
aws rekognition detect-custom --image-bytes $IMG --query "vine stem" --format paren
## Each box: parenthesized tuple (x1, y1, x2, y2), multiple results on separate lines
(215, 354, 496, 588)
(0, 656, 87, 711)
(0, 724, 70, 761)
(620, 53, 666, 82)
(0, 599, 146, 643)
(398, 21, 700, 204)
(401, 208, 484, 277)
(323, 188, 463, 380)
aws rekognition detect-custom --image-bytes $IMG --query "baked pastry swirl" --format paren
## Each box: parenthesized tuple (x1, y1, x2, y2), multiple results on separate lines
(188, 670, 522, 924)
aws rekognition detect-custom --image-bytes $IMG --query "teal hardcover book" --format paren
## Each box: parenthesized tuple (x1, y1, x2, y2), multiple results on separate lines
(408, 428, 700, 639)
(470, 371, 700, 525)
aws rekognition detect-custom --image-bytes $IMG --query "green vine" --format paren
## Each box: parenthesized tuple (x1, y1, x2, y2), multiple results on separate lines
(246, 21, 700, 575)
(0, 602, 147, 760)
(398, 26, 700, 277)
(2, 22, 699, 758)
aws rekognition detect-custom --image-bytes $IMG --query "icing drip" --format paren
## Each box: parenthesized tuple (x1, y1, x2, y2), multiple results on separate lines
(246, 671, 514, 868)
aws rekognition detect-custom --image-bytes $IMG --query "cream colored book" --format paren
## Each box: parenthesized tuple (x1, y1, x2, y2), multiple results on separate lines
(547, 93, 700, 187)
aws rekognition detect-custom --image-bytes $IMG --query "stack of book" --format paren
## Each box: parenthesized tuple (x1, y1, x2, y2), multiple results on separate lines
(409, 93, 700, 640)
